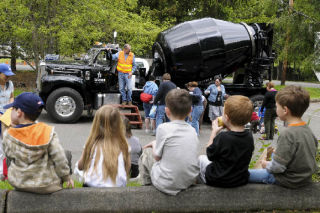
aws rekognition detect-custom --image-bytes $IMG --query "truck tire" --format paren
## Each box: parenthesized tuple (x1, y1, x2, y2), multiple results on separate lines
(250, 94, 264, 111)
(46, 87, 84, 123)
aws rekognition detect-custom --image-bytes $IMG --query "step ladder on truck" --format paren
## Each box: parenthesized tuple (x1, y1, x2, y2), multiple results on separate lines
(95, 92, 143, 129)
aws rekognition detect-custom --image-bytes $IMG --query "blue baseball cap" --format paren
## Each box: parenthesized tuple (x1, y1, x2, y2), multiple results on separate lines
(4, 92, 44, 114)
(0, 64, 15, 76)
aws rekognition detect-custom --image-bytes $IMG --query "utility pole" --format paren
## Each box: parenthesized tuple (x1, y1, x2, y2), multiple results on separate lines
(281, 0, 294, 85)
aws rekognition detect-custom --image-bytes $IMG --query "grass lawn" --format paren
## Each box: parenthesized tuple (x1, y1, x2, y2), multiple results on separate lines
(275, 85, 320, 99)
(0, 59, 25, 64)
(0, 179, 141, 190)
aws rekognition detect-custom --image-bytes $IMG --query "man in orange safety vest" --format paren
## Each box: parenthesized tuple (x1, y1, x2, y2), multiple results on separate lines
(111, 44, 136, 105)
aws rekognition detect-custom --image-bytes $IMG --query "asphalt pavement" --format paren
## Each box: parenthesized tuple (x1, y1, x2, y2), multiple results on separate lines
(38, 102, 320, 170)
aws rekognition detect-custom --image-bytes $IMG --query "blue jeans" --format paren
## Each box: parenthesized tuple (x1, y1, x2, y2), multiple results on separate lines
(156, 105, 167, 129)
(249, 169, 276, 184)
(143, 103, 155, 119)
(118, 72, 132, 102)
(189, 105, 204, 135)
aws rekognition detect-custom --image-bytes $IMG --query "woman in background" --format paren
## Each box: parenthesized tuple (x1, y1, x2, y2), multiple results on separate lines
(205, 76, 227, 124)
(259, 82, 277, 140)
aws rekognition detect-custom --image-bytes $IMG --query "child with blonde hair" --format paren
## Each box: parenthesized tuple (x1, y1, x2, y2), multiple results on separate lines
(77, 105, 130, 187)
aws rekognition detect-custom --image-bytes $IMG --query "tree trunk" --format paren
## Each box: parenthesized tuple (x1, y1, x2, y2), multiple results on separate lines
(281, 60, 287, 85)
(10, 42, 17, 72)
(277, 61, 282, 80)
(280, 0, 294, 86)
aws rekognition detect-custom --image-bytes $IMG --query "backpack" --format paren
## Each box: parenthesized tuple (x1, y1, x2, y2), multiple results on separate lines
(140, 93, 153, 103)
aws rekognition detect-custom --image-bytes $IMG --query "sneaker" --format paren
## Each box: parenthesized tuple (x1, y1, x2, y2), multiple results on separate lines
(128, 101, 132, 106)
(145, 129, 151, 134)
(129, 174, 140, 182)
(121, 101, 127, 105)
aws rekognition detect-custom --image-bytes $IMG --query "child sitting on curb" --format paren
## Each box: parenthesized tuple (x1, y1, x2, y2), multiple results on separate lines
(198, 95, 254, 187)
(77, 105, 130, 187)
(139, 89, 199, 195)
(123, 117, 142, 179)
(2, 92, 73, 194)
(249, 86, 318, 188)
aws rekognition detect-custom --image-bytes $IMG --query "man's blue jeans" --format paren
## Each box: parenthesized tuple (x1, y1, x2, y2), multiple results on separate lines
(249, 169, 276, 184)
(156, 105, 167, 129)
(118, 72, 132, 102)
(189, 105, 204, 135)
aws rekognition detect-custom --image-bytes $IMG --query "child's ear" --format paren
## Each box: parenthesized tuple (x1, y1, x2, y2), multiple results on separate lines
(223, 114, 229, 123)
(17, 108, 24, 118)
(165, 107, 171, 117)
(283, 106, 290, 115)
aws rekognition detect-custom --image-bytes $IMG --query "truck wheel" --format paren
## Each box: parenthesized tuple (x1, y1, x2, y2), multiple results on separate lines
(250, 94, 264, 111)
(46, 87, 84, 123)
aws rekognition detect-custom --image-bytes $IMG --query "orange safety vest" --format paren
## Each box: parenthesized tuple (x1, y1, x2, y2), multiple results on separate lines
(117, 51, 134, 73)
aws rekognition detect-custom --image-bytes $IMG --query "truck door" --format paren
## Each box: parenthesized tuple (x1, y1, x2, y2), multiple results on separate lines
(92, 50, 117, 92)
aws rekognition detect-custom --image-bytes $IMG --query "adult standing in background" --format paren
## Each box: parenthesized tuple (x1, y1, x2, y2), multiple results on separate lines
(111, 44, 136, 105)
(154, 73, 176, 131)
(205, 76, 226, 125)
(0, 64, 15, 114)
(260, 82, 277, 140)
(187, 81, 204, 136)
(0, 63, 15, 180)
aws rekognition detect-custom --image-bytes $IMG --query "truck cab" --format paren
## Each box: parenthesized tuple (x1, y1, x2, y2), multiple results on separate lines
(38, 43, 145, 123)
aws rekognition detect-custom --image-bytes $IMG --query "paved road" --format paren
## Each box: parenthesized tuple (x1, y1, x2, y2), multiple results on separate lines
(264, 80, 320, 88)
(223, 78, 320, 88)
(38, 102, 320, 169)
(16, 64, 34, 71)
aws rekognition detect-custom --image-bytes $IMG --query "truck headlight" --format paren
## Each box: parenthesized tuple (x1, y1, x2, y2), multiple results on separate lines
(85, 71, 90, 80)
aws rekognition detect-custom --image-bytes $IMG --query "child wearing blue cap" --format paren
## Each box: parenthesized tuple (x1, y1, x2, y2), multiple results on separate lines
(0, 63, 15, 114)
(2, 92, 74, 194)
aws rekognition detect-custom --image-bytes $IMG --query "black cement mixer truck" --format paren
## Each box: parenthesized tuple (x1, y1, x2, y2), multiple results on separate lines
(149, 17, 274, 107)
(39, 18, 274, 123)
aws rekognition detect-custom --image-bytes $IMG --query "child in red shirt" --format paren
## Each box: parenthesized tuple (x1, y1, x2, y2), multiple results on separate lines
(250, 111, 259, 133)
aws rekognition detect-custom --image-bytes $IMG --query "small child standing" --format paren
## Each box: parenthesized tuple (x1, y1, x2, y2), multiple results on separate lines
(77, 105, 130, 187)
(249, 86, 318, 188)
(2, 92, 73, 194)
(141, 76, 158, 134)
(199, 95, 254, 187)
(250, 111, 260, 134)
(123, 117, 142, 178)
(139, 89, 199, 195)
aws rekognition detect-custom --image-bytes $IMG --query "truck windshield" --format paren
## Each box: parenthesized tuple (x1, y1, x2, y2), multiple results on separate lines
(83, 48, 100, 64)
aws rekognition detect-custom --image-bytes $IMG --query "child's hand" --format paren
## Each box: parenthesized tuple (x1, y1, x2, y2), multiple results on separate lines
(66, 178, 74, 189)
(212, 118, 223, 134)
(261, 160, 269, 169)
(143, 140, 155, 149)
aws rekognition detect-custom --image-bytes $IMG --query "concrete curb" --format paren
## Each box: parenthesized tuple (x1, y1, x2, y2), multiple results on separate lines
(0, 190, 6, 213)
(4, 183, 320, 212)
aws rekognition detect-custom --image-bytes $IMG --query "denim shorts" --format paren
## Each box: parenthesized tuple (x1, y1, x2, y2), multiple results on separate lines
(143, 103, 155, 119)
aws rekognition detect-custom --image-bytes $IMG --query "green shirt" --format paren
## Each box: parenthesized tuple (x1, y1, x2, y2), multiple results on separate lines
(273, 124, 318, 188)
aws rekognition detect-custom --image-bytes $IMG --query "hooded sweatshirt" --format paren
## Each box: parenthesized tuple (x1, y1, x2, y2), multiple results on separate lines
(3, 122, 70, 194)
(143, 81, 158, 96)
